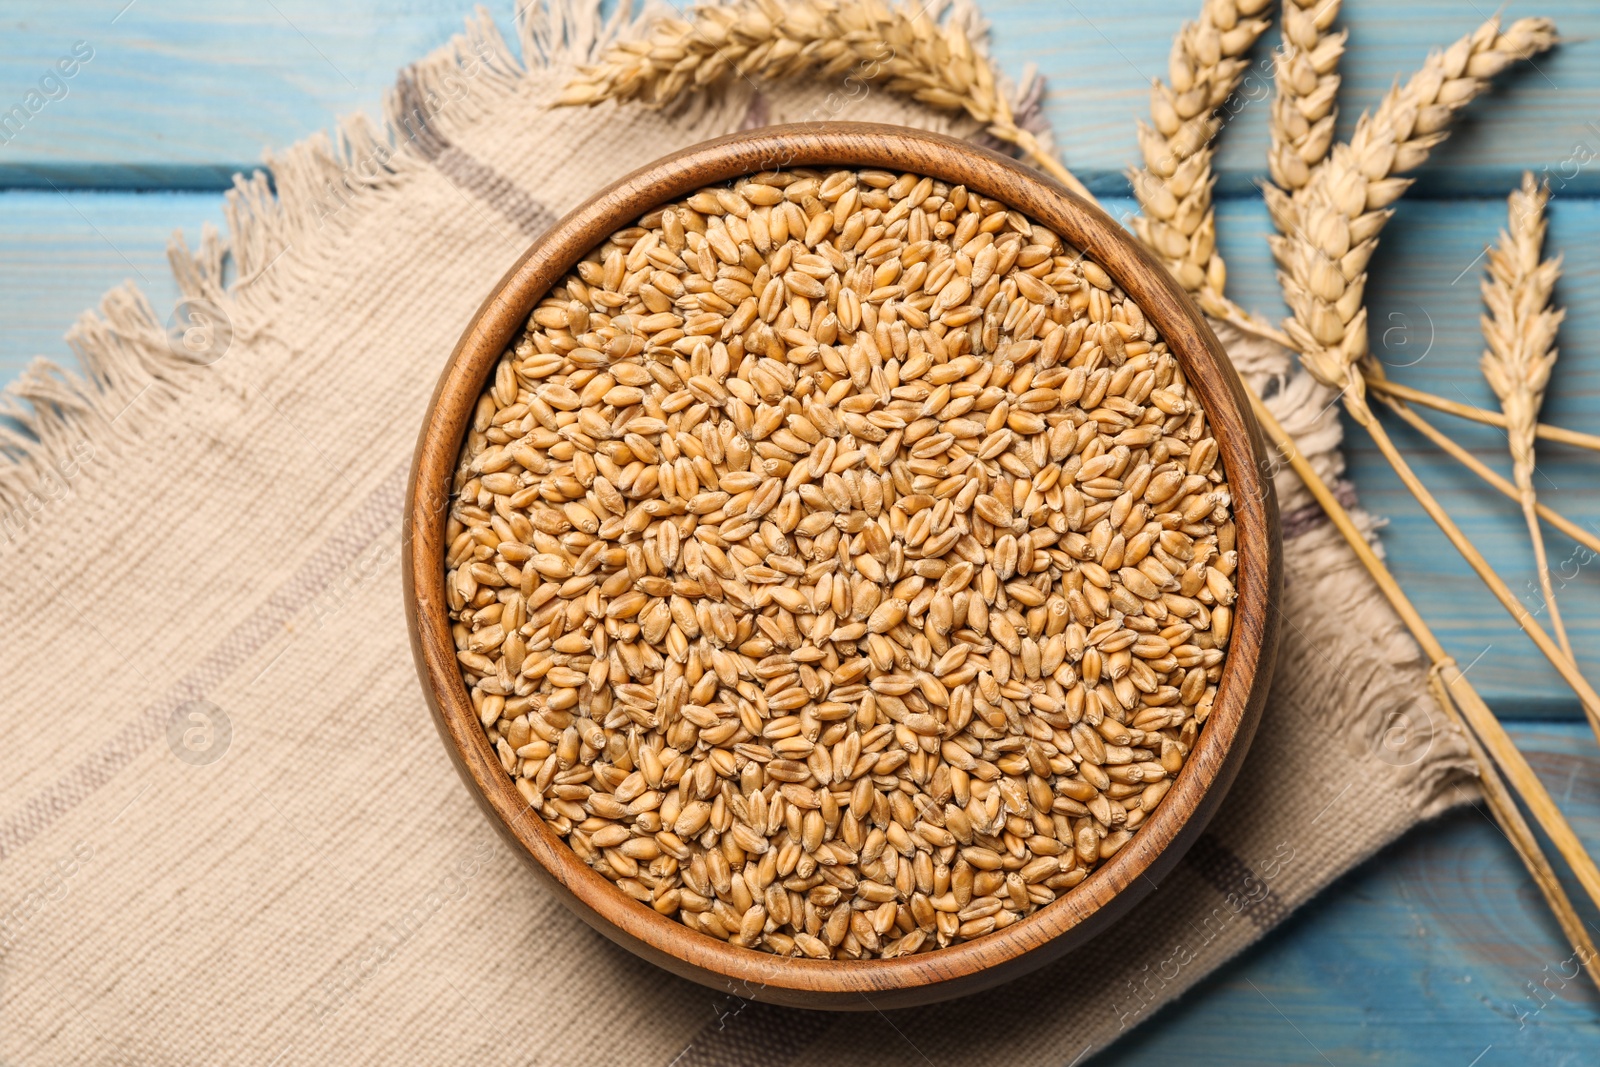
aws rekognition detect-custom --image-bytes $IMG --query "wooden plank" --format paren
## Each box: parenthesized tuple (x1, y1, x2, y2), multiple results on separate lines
(0, 1, 480, 188)
(0, 191, 221, 385)
(1097, 722, 1600, 1066)
(1, 1, 1597, 195)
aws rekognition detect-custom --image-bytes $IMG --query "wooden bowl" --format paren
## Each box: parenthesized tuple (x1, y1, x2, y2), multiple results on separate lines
(404, 122, 1281, 1010)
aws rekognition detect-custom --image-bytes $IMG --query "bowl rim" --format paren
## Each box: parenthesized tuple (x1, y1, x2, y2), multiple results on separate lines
(404, 121, 1281, 1006)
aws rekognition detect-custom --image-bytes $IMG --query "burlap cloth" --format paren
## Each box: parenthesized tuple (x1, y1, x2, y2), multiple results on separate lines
(0, 3, 1475, 1063)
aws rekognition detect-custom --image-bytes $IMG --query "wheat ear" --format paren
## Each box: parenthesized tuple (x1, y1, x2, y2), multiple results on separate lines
(556, 0, 1097, 202)
(1249, 0, 1343, 347)
(1268, 0, 1346, 193)
(1128, 0, 1274, 328)
(1269, 15, 1558, 396)
(1481, 173, 1571, 659)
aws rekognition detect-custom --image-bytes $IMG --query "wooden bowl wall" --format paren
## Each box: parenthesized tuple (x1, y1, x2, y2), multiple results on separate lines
(404, 123, 1281, 1010)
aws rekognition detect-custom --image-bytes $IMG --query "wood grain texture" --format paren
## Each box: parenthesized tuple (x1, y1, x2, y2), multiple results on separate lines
(4, 1, 1598, 195)
(0, 191, 222, 378)
(0, 1, 478, 188)
(404, 123, 1281, 1009)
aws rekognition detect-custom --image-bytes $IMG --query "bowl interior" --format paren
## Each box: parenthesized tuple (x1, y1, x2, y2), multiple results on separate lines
(404, 122, 1281, 1009)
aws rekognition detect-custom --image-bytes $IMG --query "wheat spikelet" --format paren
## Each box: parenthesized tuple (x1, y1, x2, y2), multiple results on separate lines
(1481, 173, 1571, 658)
(1267, 15, 1558, 397)
(1127, 0, 1273, 316)
(1268, 0, 1346, 193)
(557, 0, 1095, 200)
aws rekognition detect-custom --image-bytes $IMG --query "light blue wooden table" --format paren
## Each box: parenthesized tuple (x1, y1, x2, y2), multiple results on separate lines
(3, 1, 1598, 1061)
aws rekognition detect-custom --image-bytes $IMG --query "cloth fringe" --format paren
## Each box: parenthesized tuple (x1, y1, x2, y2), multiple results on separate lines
(0, 1, 597, 537)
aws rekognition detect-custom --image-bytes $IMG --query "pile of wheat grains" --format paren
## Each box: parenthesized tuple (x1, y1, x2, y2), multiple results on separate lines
(447, 166, 1236, 960)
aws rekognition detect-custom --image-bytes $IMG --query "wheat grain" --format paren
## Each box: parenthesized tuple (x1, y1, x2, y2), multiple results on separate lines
(448, 166, 1235, 959)
(1127, 0, 1273, 320)
(557, 0, 1096, 202)
(1481, 172, 1570, 658)
(1268, 0, 1345, 193)
(1268, 14, 1557, 397)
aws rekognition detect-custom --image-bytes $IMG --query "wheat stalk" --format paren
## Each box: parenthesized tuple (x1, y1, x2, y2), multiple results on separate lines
(1481, 173, 1571, 660)
(1138, 3, 1600, 976)
(1250, 393, 1600, 945)
(1269, 15, 1558, 396)
(1269, 15, 1556, 388)
(1268, 0, 1345, 193)
(1359, 407, 1600, 742)
(1242, 3, 1592, 460)
(557, 0, 1098, 202)
(1376, 391, 1600, 558)
(1127, 0, 1273, 324)
(1365, 377, 1600, 453)
(1226, 0, 1344, 348)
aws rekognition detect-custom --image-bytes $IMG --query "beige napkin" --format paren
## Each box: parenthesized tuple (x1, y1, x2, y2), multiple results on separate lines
(0, 3, 1472, 1063)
